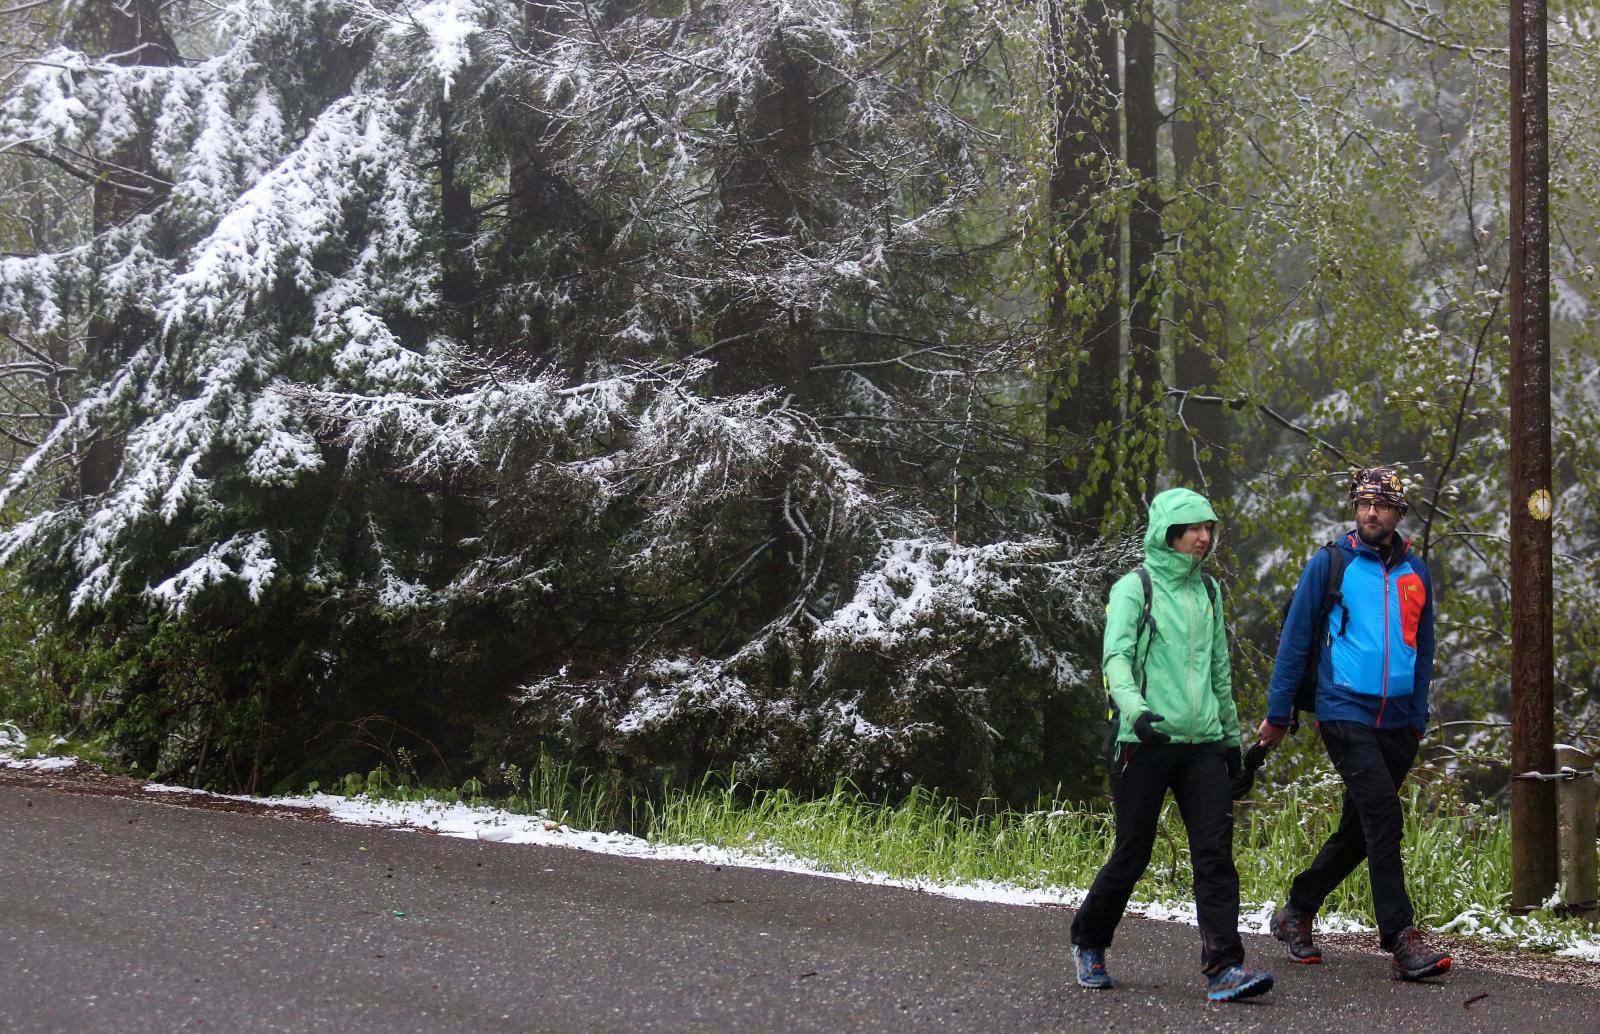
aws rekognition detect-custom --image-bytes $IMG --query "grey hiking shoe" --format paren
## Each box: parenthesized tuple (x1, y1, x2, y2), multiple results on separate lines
(1206, 965, 1274, 1002)
(1390, 927, 1452, 981)
(1269, 904, 1322, 964)
(1073, 945, 1114, 989)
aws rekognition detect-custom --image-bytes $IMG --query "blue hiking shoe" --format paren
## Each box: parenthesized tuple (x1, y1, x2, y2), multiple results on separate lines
(1206, 965, 1274, 1002)
(1073, 945, 1115, 989)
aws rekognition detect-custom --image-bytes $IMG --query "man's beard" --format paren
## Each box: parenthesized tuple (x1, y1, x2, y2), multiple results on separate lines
(1357, 523, 1392, 546)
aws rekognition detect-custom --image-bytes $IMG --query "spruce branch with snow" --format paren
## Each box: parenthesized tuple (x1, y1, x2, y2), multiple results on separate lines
(0, 0, 1111, 796)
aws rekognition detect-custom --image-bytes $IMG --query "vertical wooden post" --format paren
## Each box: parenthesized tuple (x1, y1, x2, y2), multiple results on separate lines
(1508, 0, 1558, 910)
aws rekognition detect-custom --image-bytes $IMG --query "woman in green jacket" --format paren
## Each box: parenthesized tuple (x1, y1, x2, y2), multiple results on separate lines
(1070, 488, 1273, 1002)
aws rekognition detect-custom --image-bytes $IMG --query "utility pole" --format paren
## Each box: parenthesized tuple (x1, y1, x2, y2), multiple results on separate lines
(1508, 0, 1557, 910)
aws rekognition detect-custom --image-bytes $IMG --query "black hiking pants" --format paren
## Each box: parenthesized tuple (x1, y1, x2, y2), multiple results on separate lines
(1070, 741, 1244, 976)
(1287, 720, 1420, 948)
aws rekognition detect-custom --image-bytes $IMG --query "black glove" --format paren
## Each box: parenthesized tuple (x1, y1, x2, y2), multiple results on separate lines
(1231, 741, 1270, 800)
(1133, 711, 1170, 744)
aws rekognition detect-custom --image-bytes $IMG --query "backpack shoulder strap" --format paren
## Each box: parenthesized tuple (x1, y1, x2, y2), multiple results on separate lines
(1201, 572, 1218, 609)
(1133, 565, 1156, 695)
(1320, 541, 1349, 636)
(1134, 566, 1157, 639)
(1322, 541, 1347, 588)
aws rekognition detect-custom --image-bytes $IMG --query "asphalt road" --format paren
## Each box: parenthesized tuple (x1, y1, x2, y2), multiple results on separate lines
(2, 780, 1597, 1033)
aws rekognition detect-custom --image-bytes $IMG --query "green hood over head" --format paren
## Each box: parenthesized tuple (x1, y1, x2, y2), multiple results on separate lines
(1142, 487, 1219, 580)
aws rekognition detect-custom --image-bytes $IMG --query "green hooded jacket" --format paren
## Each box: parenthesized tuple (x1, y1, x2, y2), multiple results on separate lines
(1102, 488, 1241, 746)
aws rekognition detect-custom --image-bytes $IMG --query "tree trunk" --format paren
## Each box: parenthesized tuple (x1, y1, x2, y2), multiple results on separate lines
(712, 39, 817, 399)
(438, 90, 477, 354)
(1044, 0, 1121, 533)
(1124, 0, 1163, 508)
(1168, 0, 1232, 501)
(500, 0, 606, 369)
(71, 0, 177, 497)
(711, 32, 820, 631)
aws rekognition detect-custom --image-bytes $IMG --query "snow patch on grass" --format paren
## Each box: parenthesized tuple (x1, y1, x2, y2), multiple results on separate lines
(1441, 906, 1600, 963)
(2, 755, 76, 772)
(0, 721, 77, 772)
(263, 790, 1089, 911)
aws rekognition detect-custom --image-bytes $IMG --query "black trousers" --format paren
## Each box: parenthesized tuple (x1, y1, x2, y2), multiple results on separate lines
(1287, 721, 1420, 948)
(1070, 742, 1244, 975)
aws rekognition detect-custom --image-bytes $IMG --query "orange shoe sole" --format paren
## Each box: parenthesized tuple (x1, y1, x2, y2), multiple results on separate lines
(1394, 955, 1452, 980)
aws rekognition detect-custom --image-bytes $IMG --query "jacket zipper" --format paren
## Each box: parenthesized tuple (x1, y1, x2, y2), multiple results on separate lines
(1376, 560, 1391, 728)
(1187, 573, 1200, 739)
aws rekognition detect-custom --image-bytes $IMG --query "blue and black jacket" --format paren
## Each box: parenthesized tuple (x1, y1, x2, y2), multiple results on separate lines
(1266, 530, 1435, 734)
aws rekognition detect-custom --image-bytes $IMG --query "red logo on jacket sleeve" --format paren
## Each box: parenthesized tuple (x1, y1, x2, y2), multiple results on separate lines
(1397, 572, 1425, 648)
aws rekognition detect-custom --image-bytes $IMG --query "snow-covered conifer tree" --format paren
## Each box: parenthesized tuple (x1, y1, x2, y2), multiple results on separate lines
(0, 0, 1113, 796)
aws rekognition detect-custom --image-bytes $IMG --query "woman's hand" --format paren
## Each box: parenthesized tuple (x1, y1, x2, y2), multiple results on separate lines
(1134, 711, 1171, 744)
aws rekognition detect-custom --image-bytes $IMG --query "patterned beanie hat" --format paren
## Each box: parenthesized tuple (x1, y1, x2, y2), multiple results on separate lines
(1349, 466, 1407, 514)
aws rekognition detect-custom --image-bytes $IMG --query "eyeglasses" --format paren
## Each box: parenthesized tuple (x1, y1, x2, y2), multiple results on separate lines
(1355, 500, 1399, 514)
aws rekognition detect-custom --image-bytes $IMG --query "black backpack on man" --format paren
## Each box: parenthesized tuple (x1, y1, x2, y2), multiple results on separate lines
(1276, 542, 1348, 733)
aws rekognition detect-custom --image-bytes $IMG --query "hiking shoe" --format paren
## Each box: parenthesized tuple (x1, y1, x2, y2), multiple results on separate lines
(1270, 903, 1323, 964)
(1206, 965, 1274, 1002)
(1073, 945, 1115, 989)
(1390, 927, 1452, 981)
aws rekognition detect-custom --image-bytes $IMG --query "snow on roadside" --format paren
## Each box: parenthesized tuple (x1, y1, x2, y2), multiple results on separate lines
(0, 722, 76, 772)
(266, 789, 1090, 912)
(5, 728, 1600, 963)
(3, 755, 77, 772)
(1441, 906, 1600, 963)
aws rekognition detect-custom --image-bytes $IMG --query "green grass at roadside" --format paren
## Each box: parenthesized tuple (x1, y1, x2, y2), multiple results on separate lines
(645, 773, 1517, 931)
(312, 752, 1597, 953)
(309, 751, 645, 835)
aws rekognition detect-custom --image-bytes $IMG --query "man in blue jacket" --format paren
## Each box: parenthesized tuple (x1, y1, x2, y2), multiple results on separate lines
(1256, 467, 1453, 981)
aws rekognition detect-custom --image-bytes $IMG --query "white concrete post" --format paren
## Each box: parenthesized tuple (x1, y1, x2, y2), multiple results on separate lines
(1553, 743, 1597, 917)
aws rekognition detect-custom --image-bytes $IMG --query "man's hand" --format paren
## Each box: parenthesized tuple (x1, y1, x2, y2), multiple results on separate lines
(1256, 718, 1287, 751)
(1134, 711, 1171, 744)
